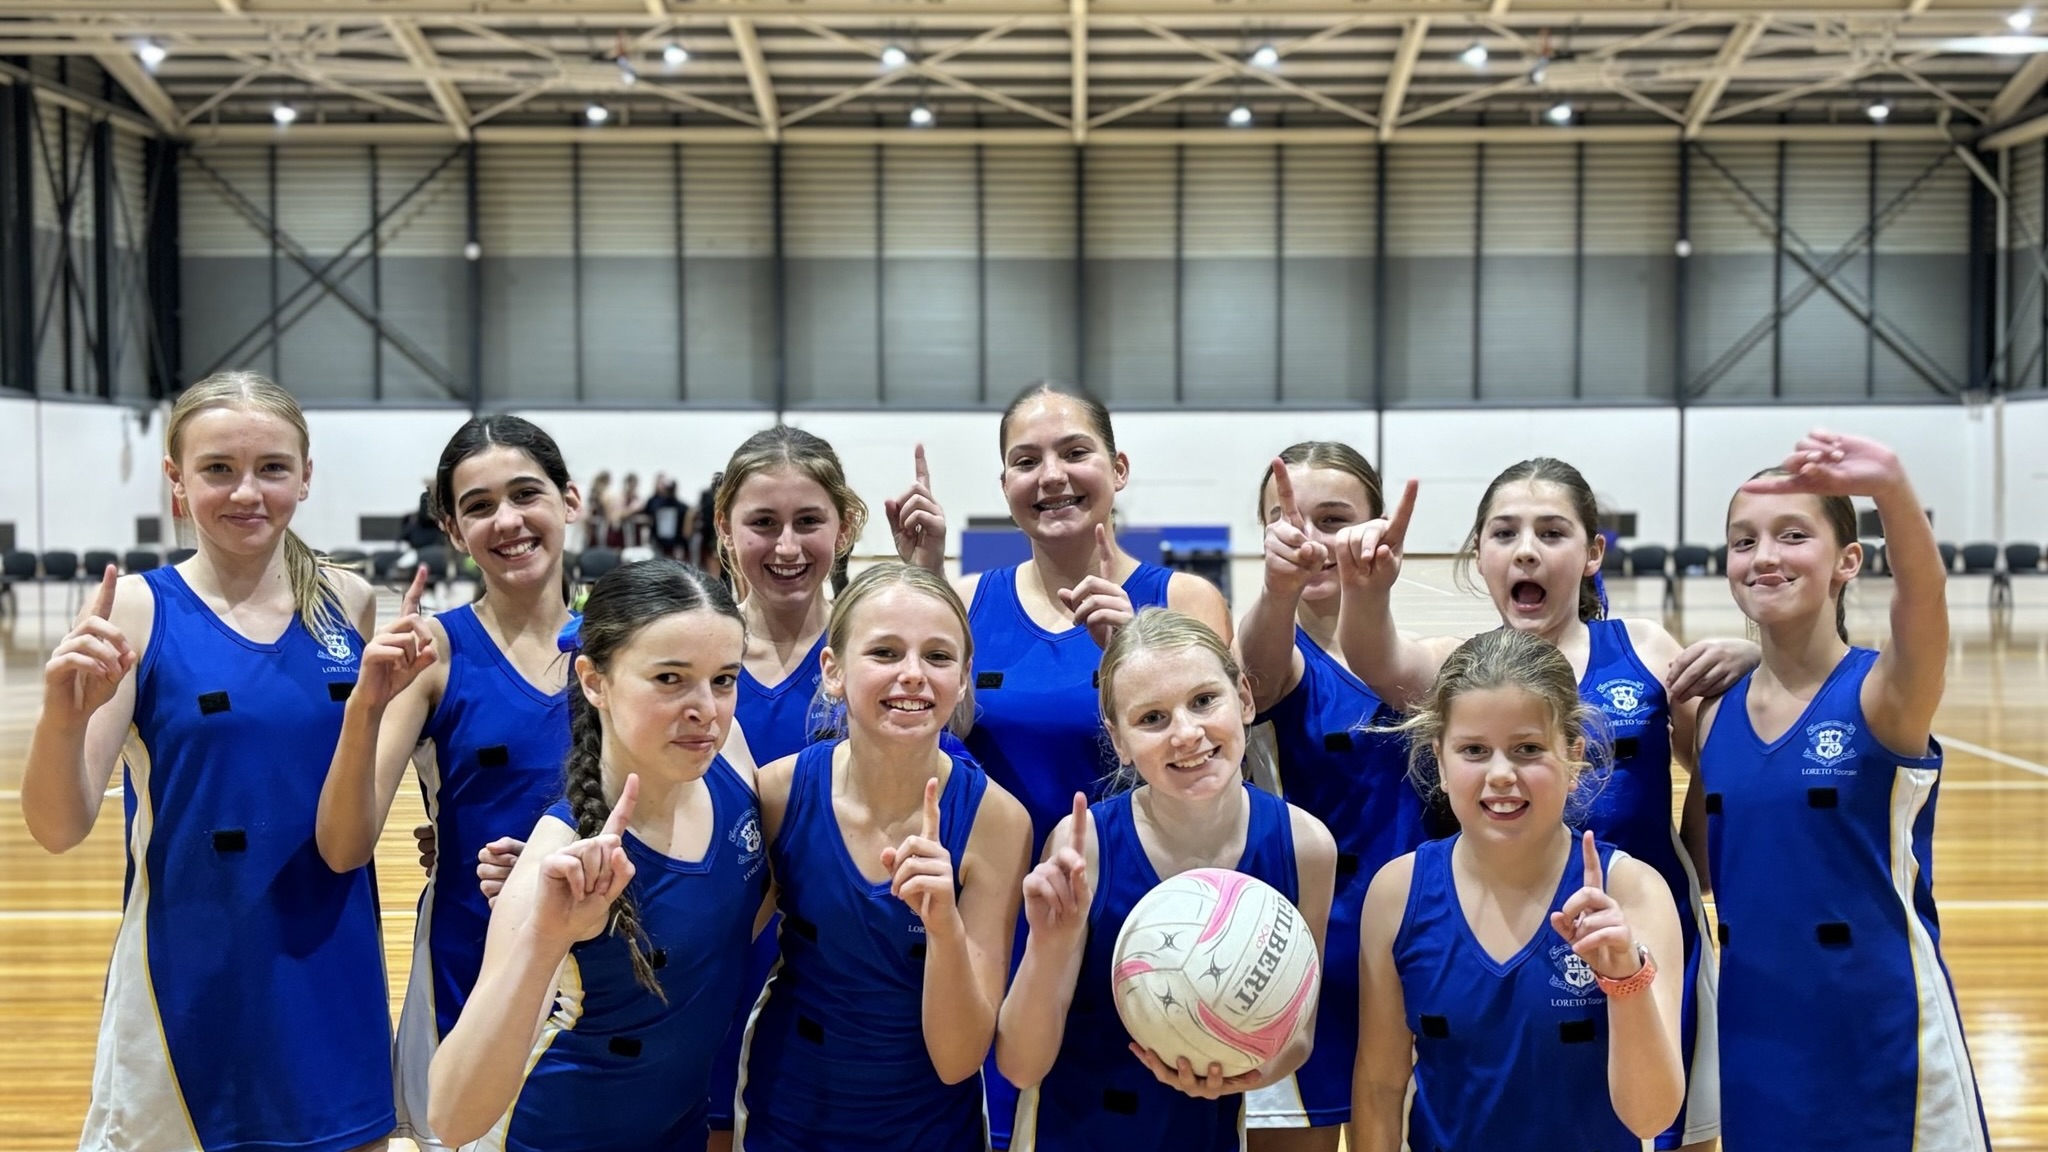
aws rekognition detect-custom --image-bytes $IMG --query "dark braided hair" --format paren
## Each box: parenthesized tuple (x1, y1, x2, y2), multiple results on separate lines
(562, 557, 744, 998)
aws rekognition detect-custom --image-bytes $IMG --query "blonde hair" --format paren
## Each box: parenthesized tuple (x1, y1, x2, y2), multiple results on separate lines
(1388, 628, 1606, 811)
(165, 371, 348, 642)
(715, 426, 870, 601)
(822, 562, 974, 737)
(1096, 608, 1258, 793)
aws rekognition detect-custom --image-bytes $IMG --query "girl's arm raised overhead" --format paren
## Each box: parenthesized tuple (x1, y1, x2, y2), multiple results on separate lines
(1744, 432, 1947, 749)
(899, 779, 1032, 1085)
(318, 565, 441, 872)
(1333, 480, 1457, 711)
(1349, 854, 1416, 1152)
(22, 566, 146, 853)
(996, 796, 1098, 1090)
(429, 781, 639, 1147)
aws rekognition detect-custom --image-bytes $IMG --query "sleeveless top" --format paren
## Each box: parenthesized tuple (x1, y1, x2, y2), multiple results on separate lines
(84, 566, 393, 1152)
(737, 742, 992, 1150)
(476, 761, 764, 1152)
(1017, 784, 1299, 1152)
(1701, 649, 1986, 1151)
(1394, 834, 1640, 1152)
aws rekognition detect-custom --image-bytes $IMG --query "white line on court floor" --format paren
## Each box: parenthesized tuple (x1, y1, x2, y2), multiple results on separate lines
(1935, 735, 2048, 780)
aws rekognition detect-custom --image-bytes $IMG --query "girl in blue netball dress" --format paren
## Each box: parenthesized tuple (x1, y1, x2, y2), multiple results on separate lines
(1334, 457, 1745, 1149)
(702, 425, 871, 1150)
(1235, 445, 1425, 1151)
(318, 414, 582, 1150)
(427, 559, 766, 1152)
(737, 563, 1033, 1151)
(895, 383, 1234, 1147)
(997, 608, 1338, 1152)
(1696, 431, 1987, 1152)
(1352, 628, 1686, 1152)
(25, 371, 393, 1152)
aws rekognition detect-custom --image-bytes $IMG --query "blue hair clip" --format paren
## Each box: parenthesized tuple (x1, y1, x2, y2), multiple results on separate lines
(557, 611, 584, 655)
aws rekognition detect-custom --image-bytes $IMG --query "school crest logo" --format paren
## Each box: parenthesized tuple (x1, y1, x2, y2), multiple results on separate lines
(316, 625, 358, 670)
(731, 813, 763, 857)
(1595, 678, 1650, 721)
(1548, 943, 1599, 996)
(1803, 720, 1857, 768)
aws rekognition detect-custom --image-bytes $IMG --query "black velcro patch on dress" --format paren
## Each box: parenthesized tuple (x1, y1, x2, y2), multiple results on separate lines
(212, 829, 247, 852)
(909, 942, 927, 961)
(328, 681, 355, 701)
(1559, 1019, 1598, 1044)
(786, 915, 819, 942)
(1102, 1089, 1139, 1115)
(797, 1016, 825, 1044)
(1336, 852, 1360, 877)
(1817, 922, 1853, 947)
(1704, 792, 1723, 815)
(478, 745, 511, 769)
(1323, 732, 1354, 753)
(1613, 736, 1639, 759)
(197, 691, 230, 715)
(1717, 921, 1731, 946)
(1807, 787, 1839, 809)
(608, 1036, 642, 1058)
(1419, 1015, 1451, 1039)
(977, 672, 1004, 690)
(649, 949, 668, 971)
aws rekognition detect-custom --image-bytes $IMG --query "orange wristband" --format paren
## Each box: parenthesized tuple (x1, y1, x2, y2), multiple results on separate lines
(1595, 943, 1657, 999)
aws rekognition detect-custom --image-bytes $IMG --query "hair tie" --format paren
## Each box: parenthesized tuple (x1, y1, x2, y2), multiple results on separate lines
(557, 612, 584, 655)
(1592, 571, 1611, 618)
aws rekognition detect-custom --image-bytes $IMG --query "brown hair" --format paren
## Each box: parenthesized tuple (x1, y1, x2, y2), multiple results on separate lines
(1388, 628, 1605, 813)
(999, 380, 1117, 459)
(1729, 470, 1858, 644)
(714, 426, 869, 599)
(565, 558, 744, 999)
(1455, 457, 1605, 622)
(1257, 441, 1386, 523)
(165, 371, 348, 642)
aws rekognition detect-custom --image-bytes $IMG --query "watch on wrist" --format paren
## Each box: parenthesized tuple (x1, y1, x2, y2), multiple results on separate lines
(1595, 943, 1656, 999)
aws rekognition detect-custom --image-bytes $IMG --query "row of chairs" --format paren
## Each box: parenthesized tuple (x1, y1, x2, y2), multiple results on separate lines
(0, 548, 202, 614)
(1607, 541, 2048, 611)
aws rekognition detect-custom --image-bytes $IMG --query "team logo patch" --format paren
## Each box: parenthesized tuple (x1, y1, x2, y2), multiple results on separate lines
(1803, 720, 1858, 768)
(1594, 678, 1651, 721)
(316, 625, 358, 671)
(1547, 943, 1599, 996)
(731, 813, 764, 857)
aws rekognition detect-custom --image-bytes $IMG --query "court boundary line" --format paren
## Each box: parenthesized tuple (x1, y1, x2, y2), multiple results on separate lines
(1935, 734, 2048, 780)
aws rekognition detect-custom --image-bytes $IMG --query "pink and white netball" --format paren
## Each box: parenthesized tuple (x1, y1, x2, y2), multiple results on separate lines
(1111, 867, 1320, 1078)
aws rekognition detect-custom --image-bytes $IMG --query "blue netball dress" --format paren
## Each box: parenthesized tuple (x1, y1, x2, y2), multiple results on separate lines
(1394, 835, 1641, 1152)
(1012, 783, 1300, 1152)
(1576, 617, 1718, 1148)
(81, 566, 393, 1152)
(736, 742, 991, 1151)
(473, 759, 766, 1152)
(395, 604, 572, 1146)
(706, 632, 829, 1132)
(967, 561, 1174, 1145)
(1247, 630, 1423, 1130)
(1701, 649, 1987, 1152)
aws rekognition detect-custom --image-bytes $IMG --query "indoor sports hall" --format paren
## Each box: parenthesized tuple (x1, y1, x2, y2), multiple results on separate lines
(0, 0, 2045, 1148)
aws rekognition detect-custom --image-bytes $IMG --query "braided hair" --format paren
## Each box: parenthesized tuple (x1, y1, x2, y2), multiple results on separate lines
(561, 557, 744, 998)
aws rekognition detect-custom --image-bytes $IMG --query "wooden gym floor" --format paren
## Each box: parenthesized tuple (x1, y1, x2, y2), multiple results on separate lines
(0, 559, 2043, 1150)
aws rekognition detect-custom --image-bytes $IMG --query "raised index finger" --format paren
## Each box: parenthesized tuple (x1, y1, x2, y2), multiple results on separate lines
(88, 564, 119, 620)
(401, 564, 431, 618)
(1384, 479, 1419, 550)
(914, 443, 930, 488)
(1068, 791, 1089, 855)
(921, 776, 941, 841)
(601, 773, 640, 840)
(1094, 523, 1113, 581)
(1269, 458, 1302, 528)
(1580, 829, 1604, 892)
